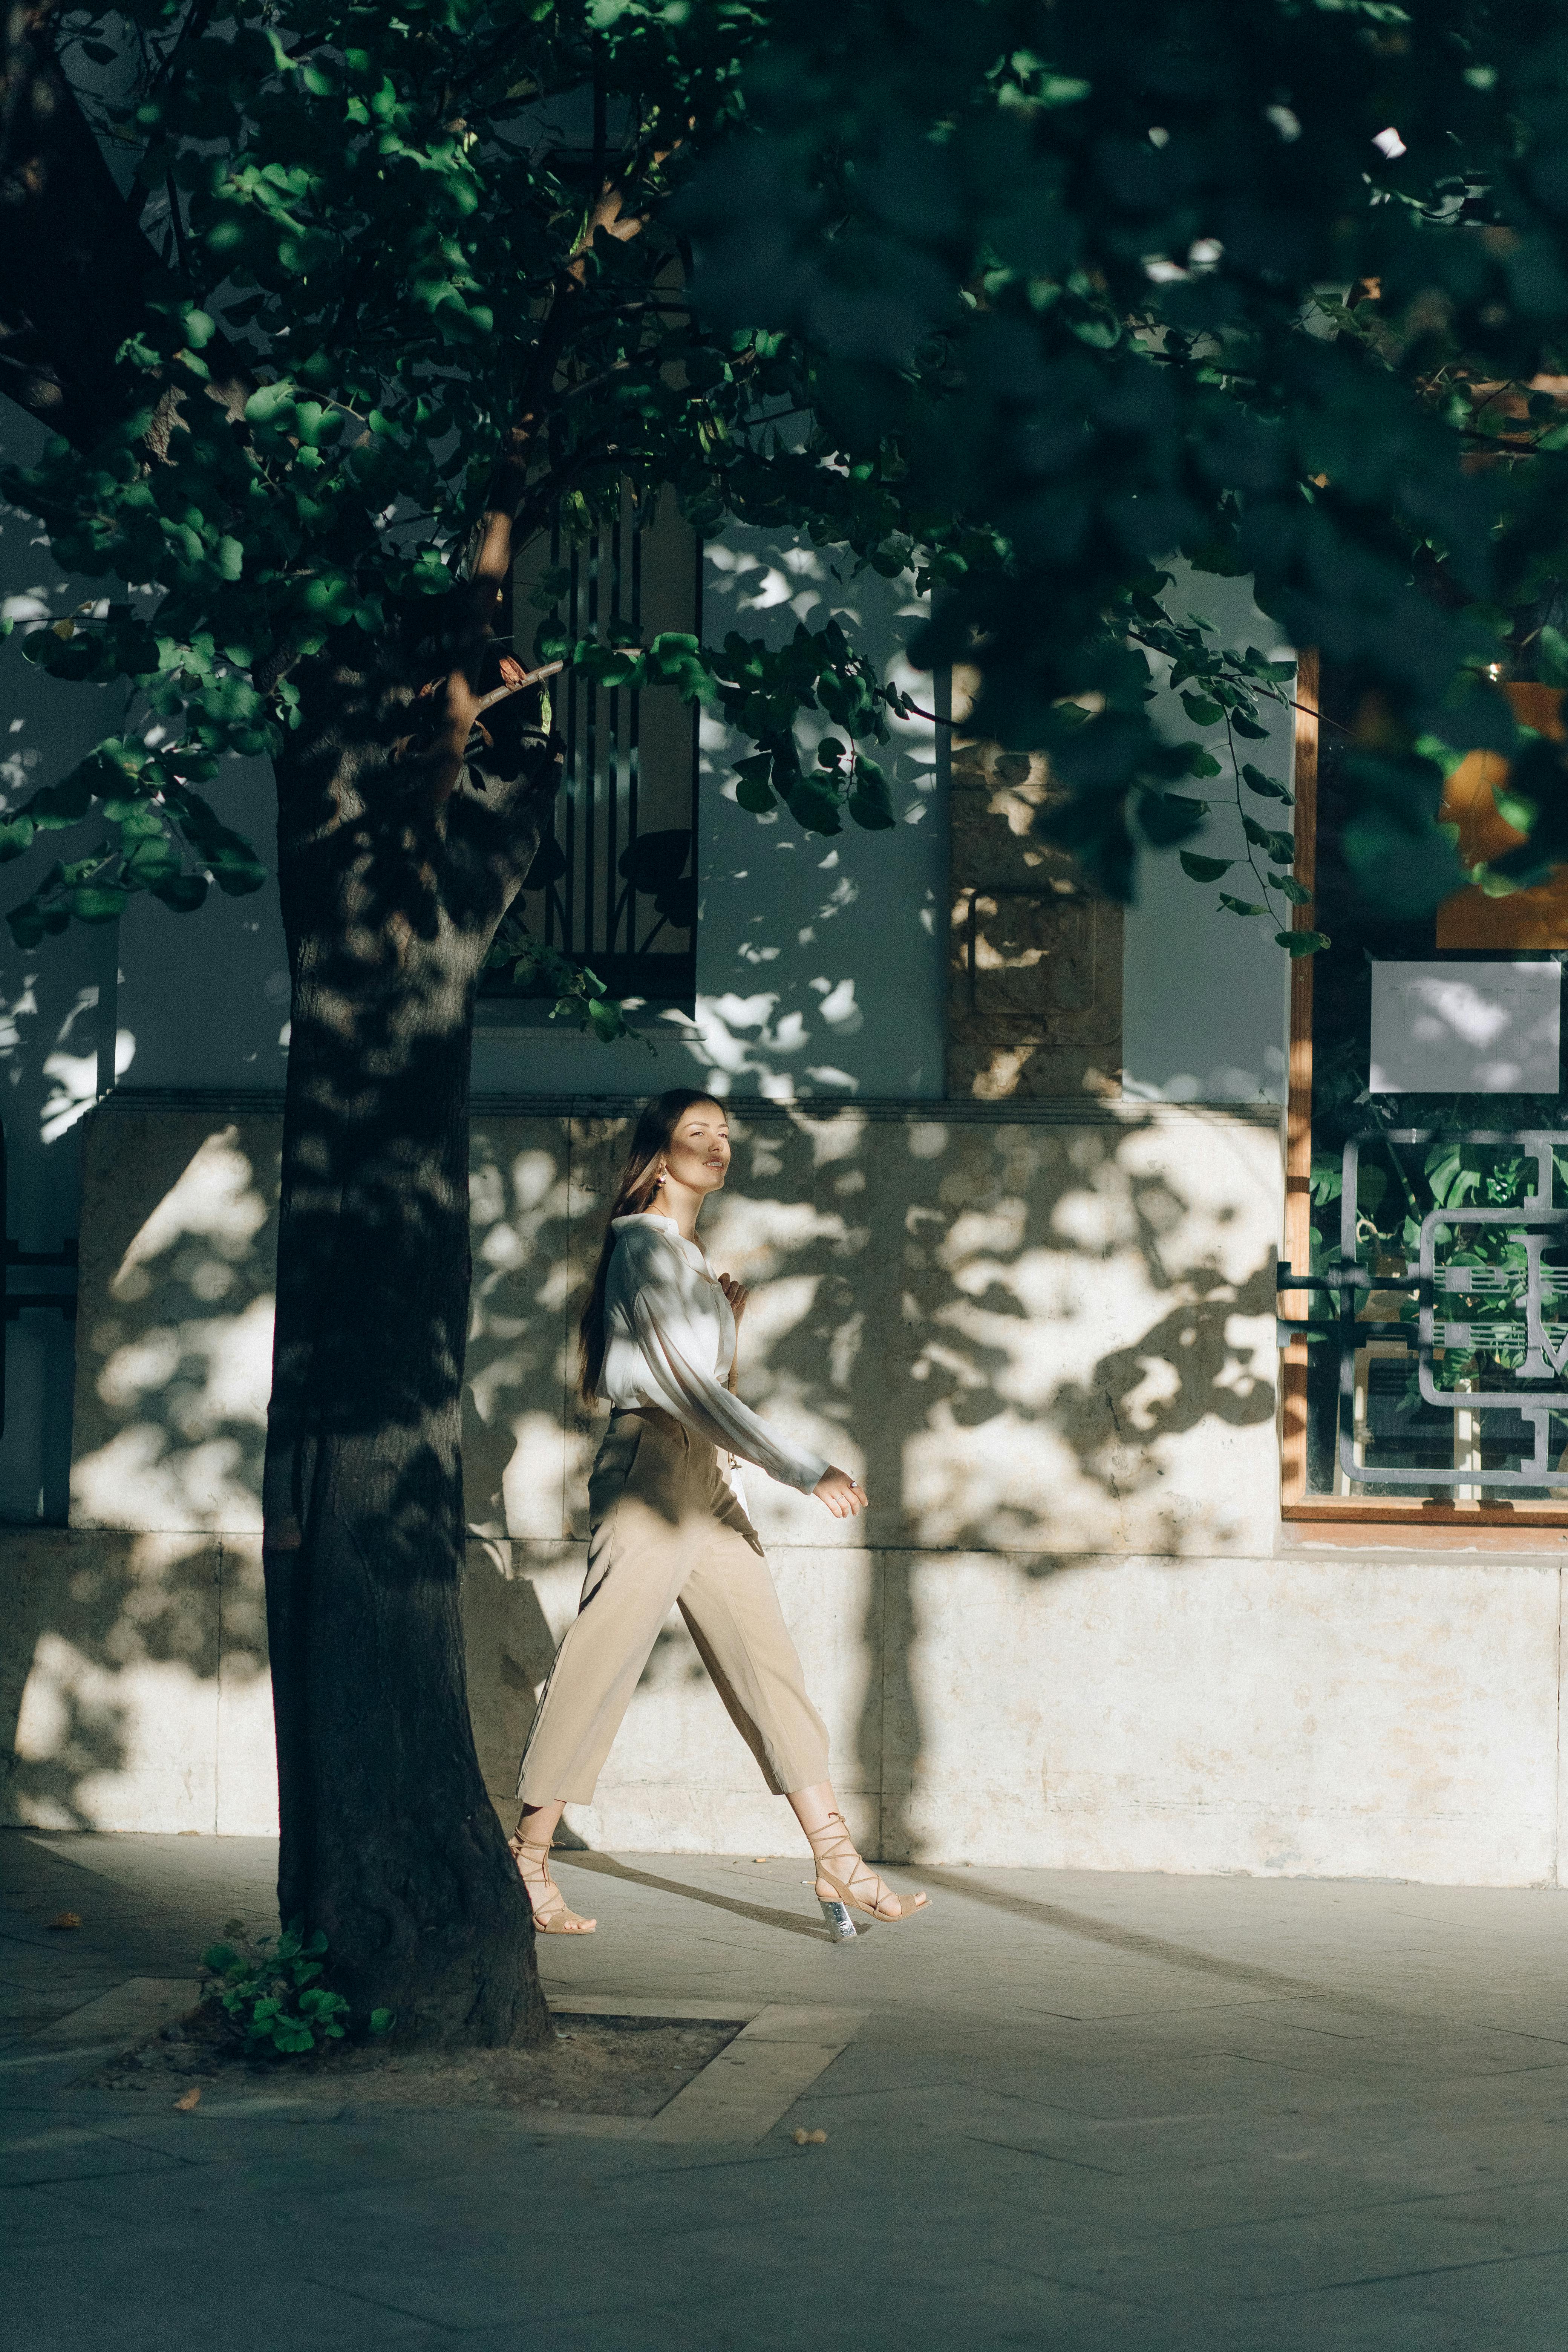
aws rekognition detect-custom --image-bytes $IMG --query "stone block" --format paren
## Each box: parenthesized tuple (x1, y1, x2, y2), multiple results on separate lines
(946, 740, 1124, 1100)
(890, 1550, 1562, 1883)
(71, 1113, 280, 1533)
(1, 1529, 221, 1831)
(215, 1537, 276, 1836)
(462, 1118, 574, 1541)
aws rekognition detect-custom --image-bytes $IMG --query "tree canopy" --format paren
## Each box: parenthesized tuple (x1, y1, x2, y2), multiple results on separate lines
(676, 0, 1568, 929)
(11, 1, 1568, 985)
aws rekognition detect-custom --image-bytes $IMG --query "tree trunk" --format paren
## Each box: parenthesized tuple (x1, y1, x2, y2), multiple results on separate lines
(2, 15, 561, 2043)
(260, 634, 557, 2044)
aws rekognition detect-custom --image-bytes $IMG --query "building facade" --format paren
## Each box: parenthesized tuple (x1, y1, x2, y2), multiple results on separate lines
(5, 402, 1560, 1886)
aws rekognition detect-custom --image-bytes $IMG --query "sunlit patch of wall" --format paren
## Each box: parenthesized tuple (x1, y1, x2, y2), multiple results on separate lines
(0, 1529, 271, 1833)
(70, 1119, 277, 1534)
(690, 528, 946, 1101)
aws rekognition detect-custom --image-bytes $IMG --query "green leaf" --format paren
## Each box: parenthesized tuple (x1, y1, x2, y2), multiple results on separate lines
(1277, 930, 1331, 956)
(1230, 714, 1269, 741)
(1140, 791, 1207, 846)
(27, 767, 94, 830)
(243, 380, 296, 426)
(68, 885, 129, 923)
(0, 816, 36, 862)
(847, 753, 895, 830)
(1179, 850, 1233, 882)
(123, 837, 181, 884)
(1242, 813, 1295, 862)
(1219, 893, 1268, 916)
(7, 901, 47, 948)
(1270, 873, 1313, 905)
(1538, 626, 1568, 688)
(734, 759, 776, 814)
(152, 872, 209, 913)
(1181, 692, 1224, 727)
(369, 2008, 395, 2036)
(1241, 763, 1293, 804)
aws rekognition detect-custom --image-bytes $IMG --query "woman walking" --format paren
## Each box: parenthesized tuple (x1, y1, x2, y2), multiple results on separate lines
(510, 1088, 928, 1937)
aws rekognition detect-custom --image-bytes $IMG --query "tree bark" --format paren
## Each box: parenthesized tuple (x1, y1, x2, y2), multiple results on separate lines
(261, 631, 560, 2043)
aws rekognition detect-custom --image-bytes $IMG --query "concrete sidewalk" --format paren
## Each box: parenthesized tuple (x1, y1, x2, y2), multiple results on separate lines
(6, 1833, 1568, 2348)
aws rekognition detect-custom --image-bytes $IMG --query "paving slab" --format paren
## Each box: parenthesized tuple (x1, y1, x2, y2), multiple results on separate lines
(27, 1975, 199, 2049)
(9, 1831, 1568, 2347)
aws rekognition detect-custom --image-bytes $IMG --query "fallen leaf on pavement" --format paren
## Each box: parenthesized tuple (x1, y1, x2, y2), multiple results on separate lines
(47, 1913, 81, 1930)
(173, 2087, 201, 2111)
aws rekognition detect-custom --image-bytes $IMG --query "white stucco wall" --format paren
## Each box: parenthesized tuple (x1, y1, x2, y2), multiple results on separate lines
(8, 1091, 1566, 1890)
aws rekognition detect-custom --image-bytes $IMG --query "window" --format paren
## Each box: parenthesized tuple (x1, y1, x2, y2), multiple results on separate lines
(1282, 655, 1568, 1523)
(481, 486, 701, 1010)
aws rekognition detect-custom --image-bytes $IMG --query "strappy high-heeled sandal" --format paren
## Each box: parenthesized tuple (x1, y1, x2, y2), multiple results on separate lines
(807, 1811, 928, 1931)
(508, 1834, 597, 1934)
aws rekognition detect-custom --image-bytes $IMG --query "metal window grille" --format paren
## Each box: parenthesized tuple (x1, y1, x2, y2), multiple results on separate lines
(1280, 1128, 1568, 1491)
(485, 488, 700, 1007)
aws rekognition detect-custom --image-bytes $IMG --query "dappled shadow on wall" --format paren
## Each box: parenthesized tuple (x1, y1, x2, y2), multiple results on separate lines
(71, 1120, 277, 1534)
(684, 1109, 1278, 1562)
(3, 1113, 278, 1830)
(456, 1107, 1279, 1564)
(1, 1529, 268, 1833)
(462, 1104, 1279, 1862)
(9, 1101, 1277, 1833)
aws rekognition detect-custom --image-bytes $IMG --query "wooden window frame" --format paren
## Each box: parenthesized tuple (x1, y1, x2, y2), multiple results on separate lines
(1280, 651, 1568, 1528)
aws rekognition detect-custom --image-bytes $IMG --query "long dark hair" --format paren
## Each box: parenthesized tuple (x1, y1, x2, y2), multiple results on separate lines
(577, 1088, 721, 1407)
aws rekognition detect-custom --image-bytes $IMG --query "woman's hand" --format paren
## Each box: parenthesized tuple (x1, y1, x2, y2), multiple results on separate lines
(812, 1467, 868, 1519)
(718, 1273, 749, 1329)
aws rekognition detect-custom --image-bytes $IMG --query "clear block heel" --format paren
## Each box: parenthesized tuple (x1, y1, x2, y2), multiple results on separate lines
(818, 1894, 858, 1943)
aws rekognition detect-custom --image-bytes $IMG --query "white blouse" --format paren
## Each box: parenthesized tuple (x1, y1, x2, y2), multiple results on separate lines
(599, 1213, 830, 1494)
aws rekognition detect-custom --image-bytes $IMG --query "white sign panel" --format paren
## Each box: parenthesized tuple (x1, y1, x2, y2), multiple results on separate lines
(1369, 960, 1561, 1094)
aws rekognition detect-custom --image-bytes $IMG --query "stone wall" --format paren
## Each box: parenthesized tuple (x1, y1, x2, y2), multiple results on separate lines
(7, 1090, 1568, 1883)
(946, 740, 1124, 1102)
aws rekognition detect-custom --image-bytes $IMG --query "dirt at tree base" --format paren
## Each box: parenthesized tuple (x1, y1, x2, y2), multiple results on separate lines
(89, 2005, 744, 2117)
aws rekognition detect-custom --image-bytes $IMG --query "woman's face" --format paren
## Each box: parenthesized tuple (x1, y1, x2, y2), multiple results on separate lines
(660, 1101, 730, 1197)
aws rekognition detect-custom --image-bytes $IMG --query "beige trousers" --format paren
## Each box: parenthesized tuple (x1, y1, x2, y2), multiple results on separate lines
(516, 1407, 831, 1806)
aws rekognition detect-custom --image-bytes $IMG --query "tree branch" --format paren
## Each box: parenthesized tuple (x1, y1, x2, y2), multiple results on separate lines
(396, 657, 564, 814)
